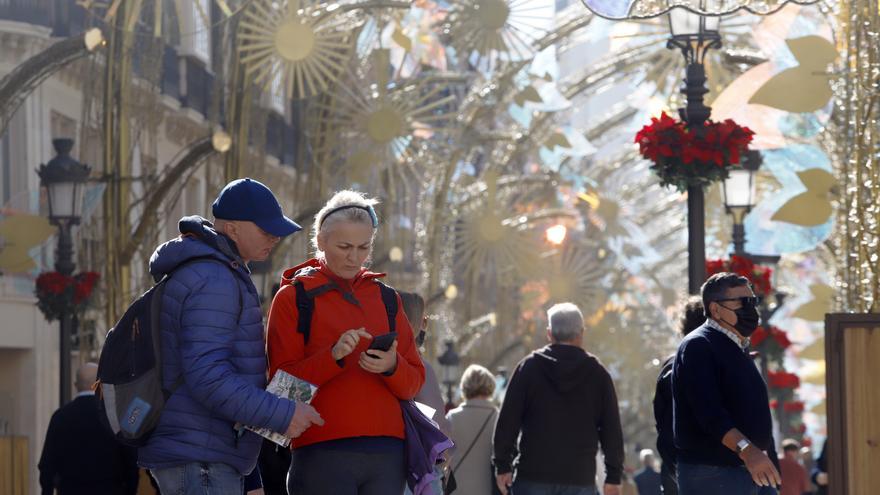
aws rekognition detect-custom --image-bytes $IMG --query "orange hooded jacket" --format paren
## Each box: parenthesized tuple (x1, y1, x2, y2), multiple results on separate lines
(266, 258, 426, 448)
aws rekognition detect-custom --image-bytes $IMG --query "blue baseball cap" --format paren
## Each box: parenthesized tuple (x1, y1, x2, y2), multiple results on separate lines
(211, 178, 301, 237)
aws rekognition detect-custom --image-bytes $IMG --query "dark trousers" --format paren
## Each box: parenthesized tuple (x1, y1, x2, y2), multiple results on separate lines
(287, 441, 406, 495)
(660, 462, 678, 495)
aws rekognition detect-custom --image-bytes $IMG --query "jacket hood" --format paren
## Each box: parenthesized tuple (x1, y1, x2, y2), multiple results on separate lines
(149, 215, 249, 281)
(279, 258, 385, 291)
(532, 344, 605, 393)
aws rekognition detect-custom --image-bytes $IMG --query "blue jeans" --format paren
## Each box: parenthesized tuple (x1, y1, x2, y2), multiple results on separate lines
(678, 463, 778, 495)
(512, 479, 597, 495)
(150, 462, 243, 495)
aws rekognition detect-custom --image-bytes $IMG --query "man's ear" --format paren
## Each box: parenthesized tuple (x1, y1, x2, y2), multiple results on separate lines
(316, 231, 326, 251)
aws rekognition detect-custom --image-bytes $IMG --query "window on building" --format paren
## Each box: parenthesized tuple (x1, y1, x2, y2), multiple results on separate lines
(269, 62, 286, 114)
(179, 0, 211, 64)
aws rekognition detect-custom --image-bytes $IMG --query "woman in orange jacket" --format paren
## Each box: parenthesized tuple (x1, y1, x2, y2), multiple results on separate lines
(267, 190, 425, 495)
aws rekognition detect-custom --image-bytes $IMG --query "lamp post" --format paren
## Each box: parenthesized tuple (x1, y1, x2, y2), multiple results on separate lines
(436, 339, 461, 411)
(721, 150, 786, 380)
(667, 6, 722, 294)
(37, 138, 90, 405)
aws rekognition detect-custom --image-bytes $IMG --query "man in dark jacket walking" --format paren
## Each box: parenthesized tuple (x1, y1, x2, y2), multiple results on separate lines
(672, 272, 782, 494)
(493, 302, 625, 495)
(39, 362, 139, 495)
(138, 178, 323, 494)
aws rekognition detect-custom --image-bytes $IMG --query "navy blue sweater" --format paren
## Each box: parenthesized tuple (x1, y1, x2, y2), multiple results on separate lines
(671, 323, 772, 466)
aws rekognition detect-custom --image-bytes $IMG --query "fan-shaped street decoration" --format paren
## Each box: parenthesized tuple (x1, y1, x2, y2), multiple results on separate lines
(749, 36, 837, 113)
(322, 49, 456, 187)
(454, 173, 540, 281)
(0, 214, 56, 273)
(545, 241, 612, 314)
(578, 0, 818, 20)
(238, 0, 355, 99)
(445, 0, 550, 70)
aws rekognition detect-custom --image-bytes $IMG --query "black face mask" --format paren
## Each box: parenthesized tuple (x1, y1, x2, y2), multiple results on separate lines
(718, 302, 760, 337)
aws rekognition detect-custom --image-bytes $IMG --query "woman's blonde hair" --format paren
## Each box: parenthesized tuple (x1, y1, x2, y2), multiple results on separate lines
(311, 190, 380, 259)
(460, 364, 496, 400)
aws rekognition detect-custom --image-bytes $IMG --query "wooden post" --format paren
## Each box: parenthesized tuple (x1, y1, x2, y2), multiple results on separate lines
(824, 313, 880, 494)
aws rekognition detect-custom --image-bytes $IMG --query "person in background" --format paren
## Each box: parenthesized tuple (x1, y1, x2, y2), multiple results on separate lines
(267, 190, 425, 494)
(653, 297, 704, 494)
(39, 362, 139, 495)
(400, 290, 451, 495)
(634, 449, 662, 495)
(672, 273, 782, 494)
(778, 439, 809, 495)
(446, 365, 499, 495)
(493, 302, 625, 495)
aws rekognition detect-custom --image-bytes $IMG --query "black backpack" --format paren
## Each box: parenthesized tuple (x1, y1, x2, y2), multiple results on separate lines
(293, 278, 398, 344)
(96, 257, 239, 447)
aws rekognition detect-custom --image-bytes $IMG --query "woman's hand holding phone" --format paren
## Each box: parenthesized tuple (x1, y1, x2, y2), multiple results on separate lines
(359, 340, 398, 374)
(331, 328, 372, 361)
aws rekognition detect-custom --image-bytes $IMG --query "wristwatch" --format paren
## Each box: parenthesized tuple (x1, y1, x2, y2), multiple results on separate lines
(736, 439, 752, 454)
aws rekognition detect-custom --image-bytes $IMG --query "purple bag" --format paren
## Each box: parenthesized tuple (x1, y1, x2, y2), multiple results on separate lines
(402, 400, 454, 495)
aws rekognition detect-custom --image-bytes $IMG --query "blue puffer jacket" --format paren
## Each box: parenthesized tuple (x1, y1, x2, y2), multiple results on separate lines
(138, 216, 295, 475)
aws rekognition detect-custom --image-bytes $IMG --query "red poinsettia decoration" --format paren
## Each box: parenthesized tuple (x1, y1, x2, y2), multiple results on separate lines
(705, 255, 773, 297)
(783, 401, 806, 413)
(767, 370, 800, 389)
(750, 326, 791, 349)
(634, 112, 755, 192)
(35, 271, 100, 322)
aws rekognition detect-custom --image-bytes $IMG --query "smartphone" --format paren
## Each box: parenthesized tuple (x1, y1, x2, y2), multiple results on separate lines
(367, 332, 397, 353)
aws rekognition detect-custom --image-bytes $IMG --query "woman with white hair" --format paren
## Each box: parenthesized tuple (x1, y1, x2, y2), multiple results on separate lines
(267, 190, 425, 494)
(446, 364, 498, 495)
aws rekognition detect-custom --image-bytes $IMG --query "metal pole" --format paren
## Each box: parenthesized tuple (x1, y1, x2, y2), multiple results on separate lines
(682, 61, 710, 295)
(55, 221, 75, 405)
(687, 186, 706, 294)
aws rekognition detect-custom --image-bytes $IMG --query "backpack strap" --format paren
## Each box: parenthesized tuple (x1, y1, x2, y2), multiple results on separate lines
(376, 281, 398, 333)
(293, 279, 399, 345)
(294, 281, 315, 345)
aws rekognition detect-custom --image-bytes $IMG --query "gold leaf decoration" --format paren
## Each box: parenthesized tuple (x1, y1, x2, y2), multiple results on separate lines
(513, 86, 543, 106)
(748, 36, 837, 113)
(792, 283, 834, 321)
(771, 169, 836, 226)
(238, 0, 354, 99)
(391, 25, 412, 52)
(0, 215, 56, 273)
(799, 337, 825, 361)
(544, 132, 572, 150)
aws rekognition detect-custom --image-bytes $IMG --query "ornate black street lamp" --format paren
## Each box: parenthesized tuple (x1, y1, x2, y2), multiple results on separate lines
(436, 339, 461, 410)
(723, 150, 761, 256)
(722, 150, 785, 312)
(667, 6, 722, 294)
(37, 138, 90, 405)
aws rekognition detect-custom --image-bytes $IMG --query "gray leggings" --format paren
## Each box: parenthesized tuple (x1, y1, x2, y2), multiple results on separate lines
(287, 441, 406, 495)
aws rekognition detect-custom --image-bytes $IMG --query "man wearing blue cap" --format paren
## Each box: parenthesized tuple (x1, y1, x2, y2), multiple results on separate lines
(139, 178, 324, 494)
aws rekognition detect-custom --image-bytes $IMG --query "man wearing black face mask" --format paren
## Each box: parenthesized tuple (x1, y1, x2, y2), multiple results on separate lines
(672, 273, 782, 495)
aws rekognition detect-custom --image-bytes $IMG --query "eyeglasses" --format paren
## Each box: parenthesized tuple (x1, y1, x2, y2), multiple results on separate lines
(713, 296, 761, 307)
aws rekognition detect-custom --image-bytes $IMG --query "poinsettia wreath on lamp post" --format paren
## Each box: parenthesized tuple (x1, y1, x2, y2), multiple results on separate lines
(34, 271, 100, 322)
(635, 112, 756, 192)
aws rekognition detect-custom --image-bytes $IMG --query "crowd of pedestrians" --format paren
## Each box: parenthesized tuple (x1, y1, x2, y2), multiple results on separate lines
(37, 179, 829, 495)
